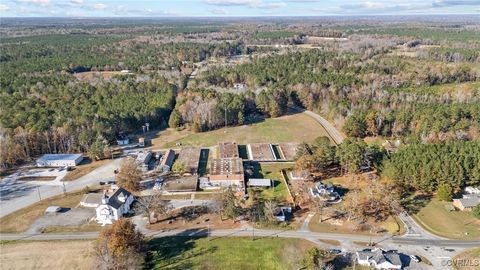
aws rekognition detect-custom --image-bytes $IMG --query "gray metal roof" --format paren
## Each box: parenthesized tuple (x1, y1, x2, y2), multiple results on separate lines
(249, 178, 272, 187)
(37, 153, 82, 161)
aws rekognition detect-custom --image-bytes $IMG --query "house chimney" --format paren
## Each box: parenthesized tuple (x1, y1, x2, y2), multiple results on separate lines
(102, 190, 109, 204)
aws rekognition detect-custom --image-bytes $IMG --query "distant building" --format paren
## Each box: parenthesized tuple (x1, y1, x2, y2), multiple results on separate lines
(136, 151, 152, 169)
(310, 183, 341, 203)
(159, 149, 175, 173)
(162, 176, 198, 193)
(219, 142, 239, 158)
(247, 143, 276, 161)
(356, 248, 402, 269)
(96, 187, 134, 225)
(453, 195, 480, 211)
(208, 158, 244, 189)
(116, 135, 129, 145)
(233, 83, 246, 90)
(177, 147, 201, 175)
(36, 154, 83, 167)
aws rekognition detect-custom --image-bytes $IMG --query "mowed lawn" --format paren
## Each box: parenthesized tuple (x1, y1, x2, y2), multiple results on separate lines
(255, 163, 293, 202)
(163, 113, 329, 148)
(145, 237, 314, 270)
(0, 240, 94, 270)
(413, 198, 480, 240)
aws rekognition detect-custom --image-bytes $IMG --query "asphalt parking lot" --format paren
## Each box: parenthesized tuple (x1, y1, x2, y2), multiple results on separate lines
(27, 208, 95, 233)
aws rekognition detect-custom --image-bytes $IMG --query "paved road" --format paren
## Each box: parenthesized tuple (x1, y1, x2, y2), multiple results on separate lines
(290, 106, 345, 145)
(0, 158, 123, 218)
(398, 211, 443, 240)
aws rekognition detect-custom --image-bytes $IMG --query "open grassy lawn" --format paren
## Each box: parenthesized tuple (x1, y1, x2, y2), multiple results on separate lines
(145, 237, 315, 270)
(251, 163, 293, 202)
(453, 248, 480, 270)
(163, 113, 329, 148)
(412, 198, 480, 240)
(0, 190, 90, 233)
(0, 240, 94, 270)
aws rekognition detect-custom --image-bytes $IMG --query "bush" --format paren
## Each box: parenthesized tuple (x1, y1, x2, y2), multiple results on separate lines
(473, 205, 480, 219)
(437, 183, 453, 201)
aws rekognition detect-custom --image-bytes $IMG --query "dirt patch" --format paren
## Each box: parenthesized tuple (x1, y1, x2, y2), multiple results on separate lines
(146, 211, 240, 231)
(17, 176, 56, 181)
(0, 240, 94, 270)
(74, 71, 130, 80)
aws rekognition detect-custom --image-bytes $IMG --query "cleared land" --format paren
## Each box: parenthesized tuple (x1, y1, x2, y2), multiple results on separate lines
(412, 198, 480, 240)
(74, 70, 131, 80)
(145, 237, 315, 270)
(163, 113, 330, 148)
(63, 158, 111, 181)
(453, 248, 480, 270)
(0, 240, 94, 270)
(0, 190, 94, 233)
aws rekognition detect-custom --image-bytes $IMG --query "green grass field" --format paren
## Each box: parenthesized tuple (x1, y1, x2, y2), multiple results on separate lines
(163, 113, 329, 148)
(254, 163, 293, 202)
(413, 198, 480, 240)
(145, 236, 314, 270)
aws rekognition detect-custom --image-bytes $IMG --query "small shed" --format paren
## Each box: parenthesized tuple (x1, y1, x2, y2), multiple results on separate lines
(249, 178, 272, 187)
(45, 206, 62, 214)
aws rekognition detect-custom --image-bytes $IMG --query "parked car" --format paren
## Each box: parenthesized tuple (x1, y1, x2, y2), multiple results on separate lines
(99, 181, 106, 185)
(65, 166, 73, 171)
(329, 249, 342, 254)
(410, 255, 421, 263)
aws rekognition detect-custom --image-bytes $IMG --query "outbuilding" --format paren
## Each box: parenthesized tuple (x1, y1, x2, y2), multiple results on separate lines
(248, 178, 272, 188)
(36, 154, 83, 167)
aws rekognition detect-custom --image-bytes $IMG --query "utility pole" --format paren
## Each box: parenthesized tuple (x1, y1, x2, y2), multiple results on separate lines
(37, 186, 42, 201)
(62, 180, 66, 194)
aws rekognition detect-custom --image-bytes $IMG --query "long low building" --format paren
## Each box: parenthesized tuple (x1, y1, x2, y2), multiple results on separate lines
(209, 158, 244, 189)
(177, 147, 201, 175)
(36, 153, 83, 167)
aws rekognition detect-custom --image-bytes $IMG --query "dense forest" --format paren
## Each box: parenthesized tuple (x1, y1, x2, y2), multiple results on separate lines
(1, 17, 480, 184)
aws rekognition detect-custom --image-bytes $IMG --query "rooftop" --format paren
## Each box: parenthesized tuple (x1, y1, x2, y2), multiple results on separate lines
(219, 142, 239, 158)
(38, 153, 83, 161)
(210, 158, 244, 176)
(163, 176, 198, 192)
(247, 143, 276, 161)
(178, 147, 201, 174)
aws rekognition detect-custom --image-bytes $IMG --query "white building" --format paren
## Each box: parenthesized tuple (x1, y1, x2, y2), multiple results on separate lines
(36, 154, 83, 167)
(116, 135, 130, 146)
(159, 149, 175, 172)
(356, 249, 402, 270)
(96, 187, 134, 225)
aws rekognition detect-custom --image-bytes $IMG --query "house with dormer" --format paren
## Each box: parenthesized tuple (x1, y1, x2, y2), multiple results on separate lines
(95, 186, 134, 225)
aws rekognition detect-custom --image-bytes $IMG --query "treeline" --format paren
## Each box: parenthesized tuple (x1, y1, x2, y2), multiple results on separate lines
(198, 49, 479, 140)
(0, 75, 175, 170)
(168, 87, 292, 131)
(382, 141, 480, 192)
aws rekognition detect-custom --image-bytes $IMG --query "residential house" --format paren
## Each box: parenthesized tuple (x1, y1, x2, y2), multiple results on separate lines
(310, 183, 341, 203)
(356, 248, 402, 270)
(96, 187, 134, 225)
(453, 194, 480, 211)
(116, 135, 129, 146)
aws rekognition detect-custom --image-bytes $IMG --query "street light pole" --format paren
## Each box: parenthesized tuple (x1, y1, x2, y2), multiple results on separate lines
(37, 186, 42, 201)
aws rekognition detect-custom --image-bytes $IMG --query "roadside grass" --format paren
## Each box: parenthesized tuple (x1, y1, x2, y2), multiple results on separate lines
(318, 239, 341, 246)
(145, 236, 315, 270)
(41, 220, 106, 233)
(0, 189, 98, 233)
(63, 158, 111, 181)
(163, 113, 329, 148)
(0, 240, 94, 270)
(412, 198, 480, 240)
(453, 247, 480, 270)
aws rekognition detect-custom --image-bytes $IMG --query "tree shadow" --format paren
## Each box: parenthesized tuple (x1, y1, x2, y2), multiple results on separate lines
(402, 194, 432, 215)
(145, 229, 214, 270)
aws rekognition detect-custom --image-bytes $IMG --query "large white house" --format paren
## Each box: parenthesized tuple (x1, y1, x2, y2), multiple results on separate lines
(95, 187, 134, 225)
(36, 153, 83, 167)
(356, 248, 402, 270)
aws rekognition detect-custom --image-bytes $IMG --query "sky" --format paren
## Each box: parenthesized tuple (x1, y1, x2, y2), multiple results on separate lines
(0, 0, 479, 17)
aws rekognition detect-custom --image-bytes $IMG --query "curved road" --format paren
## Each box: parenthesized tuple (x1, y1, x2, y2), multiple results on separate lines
(290, 106, 344, 145)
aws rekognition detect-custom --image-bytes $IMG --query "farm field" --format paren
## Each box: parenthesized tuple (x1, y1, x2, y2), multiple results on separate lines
(145, 237, 315, 270)
(163, 113, 329, 148)
(0, 240, 94, 270)
(412, 198, 480, 240)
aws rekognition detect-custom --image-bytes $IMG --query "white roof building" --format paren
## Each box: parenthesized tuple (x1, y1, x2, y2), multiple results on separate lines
(36, 154, 83, 167)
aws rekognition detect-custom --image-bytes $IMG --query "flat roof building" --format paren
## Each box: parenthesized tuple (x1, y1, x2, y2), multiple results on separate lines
(36, 153, 83, 167)
(209, 158, 244, 188)
(162, 176, 198, 192)
(219, 142, 239, 158)
(177, 147, 201, 175)
(247, 143, 276, 161)
(136, 151, 152, 167)
(159, 149, 176, 173)
(249, 178, 272, 187)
